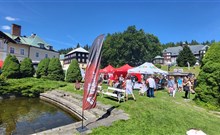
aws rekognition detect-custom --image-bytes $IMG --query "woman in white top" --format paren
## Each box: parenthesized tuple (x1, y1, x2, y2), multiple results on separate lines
(139, 80, 147, 96)
(124, 75, 136, 101)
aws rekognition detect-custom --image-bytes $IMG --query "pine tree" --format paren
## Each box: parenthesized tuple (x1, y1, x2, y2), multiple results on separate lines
(66, 59, 82, 82)
(76, 43, 80, 48)
(176, 45, 196, 67)
(47, 58, 64, 81)
(2, 55, 20, 78)
(20, 58, 35, 77)
(195, 42, 220, 108)
(36, 58, 50, 78)
(2, 54, 13, 74)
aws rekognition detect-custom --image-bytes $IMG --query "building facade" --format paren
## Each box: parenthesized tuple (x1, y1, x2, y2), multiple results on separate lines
(0, 24, 59, 67)
(162, 45, 208, 65)
(152, 55, 164, 64)
(63, 47, 89, 70)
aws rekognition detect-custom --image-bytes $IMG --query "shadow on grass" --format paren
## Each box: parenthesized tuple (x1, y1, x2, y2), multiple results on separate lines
(96, 105, 119, 121)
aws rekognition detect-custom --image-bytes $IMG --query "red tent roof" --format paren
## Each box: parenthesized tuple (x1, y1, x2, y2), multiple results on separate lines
(115, 64, 133, 72)
(99, 65, 115, 73)
(0, 60, 3, 68)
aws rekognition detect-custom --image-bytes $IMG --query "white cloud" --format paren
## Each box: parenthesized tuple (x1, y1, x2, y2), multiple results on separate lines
(5, 16, 19, 21)
(1, 25, 11, 30)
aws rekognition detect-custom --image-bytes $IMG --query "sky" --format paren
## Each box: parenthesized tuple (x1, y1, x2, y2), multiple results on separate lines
(0, 0, 220, 51)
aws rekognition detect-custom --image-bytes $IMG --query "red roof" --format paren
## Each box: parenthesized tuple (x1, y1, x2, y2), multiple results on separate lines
(0, 60, 3, 68)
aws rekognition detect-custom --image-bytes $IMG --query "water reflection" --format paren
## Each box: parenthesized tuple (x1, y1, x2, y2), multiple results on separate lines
(0, 97, 79, 135)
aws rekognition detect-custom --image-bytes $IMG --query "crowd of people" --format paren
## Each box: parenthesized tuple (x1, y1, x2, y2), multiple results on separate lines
(99, 73, 197, 101)
(167, 75, 196, 99)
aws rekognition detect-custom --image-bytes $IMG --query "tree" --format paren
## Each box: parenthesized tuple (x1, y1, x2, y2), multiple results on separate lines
(20, 58, 35, 77)
(190, 40, 199, 45)
(1, 54, 13, 73)
(83, 44, 90, 51)
(195, 42, 220, 108)
(76, 43, 80, 48)
(66, 59, 82, 82)
(1, 55, 20, 78)
(57, 47, 73, 54)
(47, 58, 64, 81)
(176, 45, 196, 67)
(36, 58, 50, 78)
(101, 26, 162, 68)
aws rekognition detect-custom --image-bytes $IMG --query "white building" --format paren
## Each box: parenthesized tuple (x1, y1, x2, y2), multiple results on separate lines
(0, 24, 59, 68)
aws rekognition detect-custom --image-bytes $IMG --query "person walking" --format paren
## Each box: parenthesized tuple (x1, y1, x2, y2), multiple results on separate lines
(147, 75, 156, 98)
(124, 75, 136, 101)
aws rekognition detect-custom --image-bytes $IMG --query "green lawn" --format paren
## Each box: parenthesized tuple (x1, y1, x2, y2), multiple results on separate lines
(2, 78, 219, 134)
(60, 83, 220, 135)
(161, 65, 201, 77)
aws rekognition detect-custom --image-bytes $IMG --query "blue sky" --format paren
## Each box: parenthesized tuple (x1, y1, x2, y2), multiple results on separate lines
(0, 0, 220, 50)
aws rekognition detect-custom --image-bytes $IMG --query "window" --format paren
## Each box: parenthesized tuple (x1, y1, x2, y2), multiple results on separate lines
(10, 47, 15, 54)
(20, 49, 24, 55)
(78, 59, 80, 62)
(36, 52, 39, 58)
(45, 54, 48, 58)
(82, 54, 84, 57)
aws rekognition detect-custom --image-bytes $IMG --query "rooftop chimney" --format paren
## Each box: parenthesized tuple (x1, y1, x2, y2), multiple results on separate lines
(11, 24, 21, 36)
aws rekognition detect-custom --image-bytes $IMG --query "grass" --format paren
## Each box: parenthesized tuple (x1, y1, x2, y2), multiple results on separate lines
(60, 83, 220, 135)
(161, 65, 201, 77)
(2, 78, 219, 134)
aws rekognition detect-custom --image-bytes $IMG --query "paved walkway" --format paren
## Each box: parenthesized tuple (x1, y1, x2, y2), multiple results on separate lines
(33, 90, 129, 135)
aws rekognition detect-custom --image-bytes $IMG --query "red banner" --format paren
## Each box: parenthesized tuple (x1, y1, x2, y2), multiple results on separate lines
(82, 34, 105, 110)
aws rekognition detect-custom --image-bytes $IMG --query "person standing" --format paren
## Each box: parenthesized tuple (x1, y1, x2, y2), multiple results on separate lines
(183, 76, 191, 99)
(177, 77, 183, 92)
(147, 75, 156, 98)
(124, 75, 136, 101)
(167, 76, 175, 96)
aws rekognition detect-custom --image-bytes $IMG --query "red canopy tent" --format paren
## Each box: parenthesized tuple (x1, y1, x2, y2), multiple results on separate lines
(0, 60, 3, 68)
(99, 65, 115, 74)
(114, 64, 133, 78)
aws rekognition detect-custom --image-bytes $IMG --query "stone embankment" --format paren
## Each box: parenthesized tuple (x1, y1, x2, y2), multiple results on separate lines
(33, 90, 129, 135)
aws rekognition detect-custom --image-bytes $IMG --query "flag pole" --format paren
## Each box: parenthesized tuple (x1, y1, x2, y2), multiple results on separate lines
(82, 108, 84, 129)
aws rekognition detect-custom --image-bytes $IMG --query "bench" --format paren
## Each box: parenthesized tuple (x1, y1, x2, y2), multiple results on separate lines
(97, 85, 102, 94)
(102, 87, 126, 102)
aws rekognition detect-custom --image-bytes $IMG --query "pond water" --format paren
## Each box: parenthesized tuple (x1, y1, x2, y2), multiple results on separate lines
(0, 97, 79, 135)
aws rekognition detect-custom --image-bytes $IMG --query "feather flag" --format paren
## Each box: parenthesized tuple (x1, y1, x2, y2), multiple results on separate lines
(82, 34, 104, 110)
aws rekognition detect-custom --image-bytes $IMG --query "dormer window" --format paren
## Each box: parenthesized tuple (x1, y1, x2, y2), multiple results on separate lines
(48, 46, 53, 50)
(14, 37, 21, 43)
(38, 42, 45, 49)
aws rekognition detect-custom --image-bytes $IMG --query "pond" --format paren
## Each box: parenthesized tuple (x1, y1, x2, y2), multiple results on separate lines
(0, 97, 80, 135)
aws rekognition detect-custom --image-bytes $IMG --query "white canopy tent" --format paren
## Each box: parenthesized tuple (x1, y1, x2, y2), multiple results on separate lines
(127, 62, 168, 75)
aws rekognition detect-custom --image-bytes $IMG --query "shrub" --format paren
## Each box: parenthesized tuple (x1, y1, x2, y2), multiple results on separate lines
(36, 58, 50, 78)
(154, 64, 161, 69)
(20, 58, 35, 77)
(0, 78, 67, 97)
(66, 59, 82, 82)
(47, 58, 64, 81)
(0, 75, 6, 86)
(195, 42, 220, 108)
(1, 55, 20, 78)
